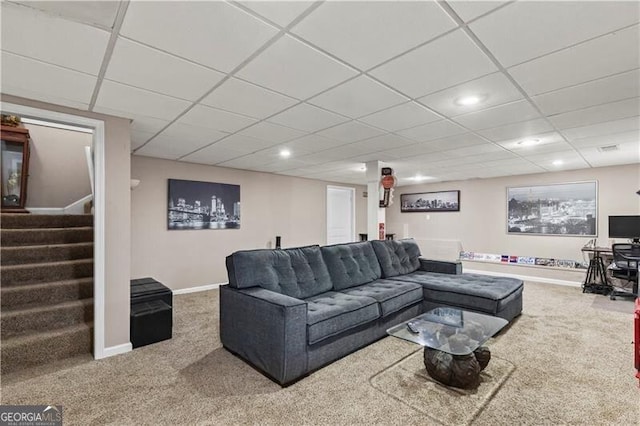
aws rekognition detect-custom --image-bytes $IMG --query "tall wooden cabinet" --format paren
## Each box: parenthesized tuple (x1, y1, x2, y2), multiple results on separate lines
(1, 125, 30, 213)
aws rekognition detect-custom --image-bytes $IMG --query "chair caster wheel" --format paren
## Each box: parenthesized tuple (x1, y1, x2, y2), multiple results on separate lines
(610, 295, 616, 300)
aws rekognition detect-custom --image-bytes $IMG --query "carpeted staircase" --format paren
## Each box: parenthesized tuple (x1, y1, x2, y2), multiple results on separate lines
(1, 213, 94, 374)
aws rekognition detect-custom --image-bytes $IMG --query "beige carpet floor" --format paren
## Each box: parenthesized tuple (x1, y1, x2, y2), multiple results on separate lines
(1, 282, 639, 425)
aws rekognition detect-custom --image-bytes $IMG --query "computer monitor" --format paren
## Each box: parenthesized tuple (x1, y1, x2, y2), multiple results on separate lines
(609, 215, 640, 243)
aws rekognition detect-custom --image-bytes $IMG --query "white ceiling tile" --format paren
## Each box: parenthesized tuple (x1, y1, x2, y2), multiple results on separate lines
(396, 120, 467, 142)
(130, 115, 170, 135)
(237, 35, 358, 99)
(448, 1, 509, 23)
(1, 52, 95, 109)
(211, 134, 276, 152)
(454, 100, 541, 130)
(178, 104, 258, 133)
(532, 69, 640, 116)
(348, 134, 415, 153)
(308, 76, 408, 118)
(284, 134, 347, 153)
(561, 116, 640, 140)
(579, 141, 640, 167)
(94, 80, 191, 121)
(316, 121, 385, 143)
(239, 121, 306, 143)
(239, 1, 313, 27)
(201, 77, 298, 119)
(549, 98, 640, 130)
(268, 103, 348, 132)
(1, 3, 110, 75)
(257, 143, 317, 159)
(477, 118, 554, 142)
(442, 143, 504, 158)
(291, 1, 456, 70)
(508, 25, 640, 96)
(569, 130, 640, 149)
(497, 132, 567, 152)
(358, 102, 440, 132)
(105, 38, 225, 101)
(470, 1, 640, 67)
(136, 123, 227, 160)
(130, 129, 155, 150)
(380, 143, 449, 159)
(217, 154, 275, 170)
(121, 1, 278, 72)
(370, 29, 498, 98)
(418, 72, 523, 117)
(423, 133, 489, 152)
(351, 151, 402, 163)
(11, 1, 120, 29)
(522, 150, 590, 171)
(180, 144, 246, 165)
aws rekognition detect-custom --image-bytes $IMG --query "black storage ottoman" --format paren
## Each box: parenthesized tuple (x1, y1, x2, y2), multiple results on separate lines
(131, 277, 173, 348)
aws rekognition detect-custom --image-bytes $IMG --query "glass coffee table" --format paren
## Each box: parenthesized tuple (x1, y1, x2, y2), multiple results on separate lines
(387, 307, 508, 389)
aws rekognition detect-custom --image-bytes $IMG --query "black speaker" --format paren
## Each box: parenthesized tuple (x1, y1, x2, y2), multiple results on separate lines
(275, 236, 281, 249)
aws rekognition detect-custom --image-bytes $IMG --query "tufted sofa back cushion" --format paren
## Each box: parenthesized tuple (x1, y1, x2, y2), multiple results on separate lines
(371, 239, 421, 278)
(226, 245, 333, 299)
(320, 242, 382, 290)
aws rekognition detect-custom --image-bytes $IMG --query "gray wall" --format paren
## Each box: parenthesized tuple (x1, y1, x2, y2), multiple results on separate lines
(24, 123, 92, 208)
(130, 155, 367, 290)
(386, 163, 640, 281)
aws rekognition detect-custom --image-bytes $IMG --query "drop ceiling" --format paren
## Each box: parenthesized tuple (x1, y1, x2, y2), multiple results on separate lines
(1, 0, 639, 185)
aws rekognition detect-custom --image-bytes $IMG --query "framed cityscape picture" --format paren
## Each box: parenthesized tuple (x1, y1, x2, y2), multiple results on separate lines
(400, 190, 460, 212)
(167, 179, 240, 230)
(507, 181, 597, 236)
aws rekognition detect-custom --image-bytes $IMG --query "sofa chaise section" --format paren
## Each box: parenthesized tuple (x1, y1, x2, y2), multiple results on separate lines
(371, 239, 524, 322)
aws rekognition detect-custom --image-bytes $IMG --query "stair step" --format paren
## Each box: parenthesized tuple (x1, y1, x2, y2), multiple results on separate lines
(1, 299, 94, 338)
(1, 323, 92, 374)
(1, 278, 93, 308)
(0, 214, 93, 229)
(1, 227, 93, 246)
(1, 242, 93, 265)
(1, 259, 93, 287)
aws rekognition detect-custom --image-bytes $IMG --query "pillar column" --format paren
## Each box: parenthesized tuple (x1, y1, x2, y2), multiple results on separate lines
(365, 161, 385, 240)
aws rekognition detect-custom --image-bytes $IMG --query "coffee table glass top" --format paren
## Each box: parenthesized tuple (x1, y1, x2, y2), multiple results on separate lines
(386, 307, 508, 356)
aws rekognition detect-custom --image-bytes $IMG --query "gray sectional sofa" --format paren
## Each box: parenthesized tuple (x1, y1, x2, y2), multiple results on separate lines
(220, 238, 523, 385)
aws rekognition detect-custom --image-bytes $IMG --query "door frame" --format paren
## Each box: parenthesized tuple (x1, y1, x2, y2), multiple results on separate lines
(326, 185, 356, 244)
(2, 101, 108, 359)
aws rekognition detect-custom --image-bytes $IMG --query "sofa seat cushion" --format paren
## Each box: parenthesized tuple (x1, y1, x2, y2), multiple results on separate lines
(371, 239, 421, 278)
(390, 272, 523, 314)
(305, 292, 380, 345)
(341, 279, 422, 317)
(321, 242, 382, 290)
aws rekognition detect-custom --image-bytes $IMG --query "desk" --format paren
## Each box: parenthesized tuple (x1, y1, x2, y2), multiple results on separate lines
(581, 246, 613, 295)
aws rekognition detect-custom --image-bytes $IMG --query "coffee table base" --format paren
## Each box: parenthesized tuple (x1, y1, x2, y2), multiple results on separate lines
(423, 346, 491, 389)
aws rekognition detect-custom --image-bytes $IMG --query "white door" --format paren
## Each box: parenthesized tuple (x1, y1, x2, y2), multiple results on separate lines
(327, 186, 355, 245)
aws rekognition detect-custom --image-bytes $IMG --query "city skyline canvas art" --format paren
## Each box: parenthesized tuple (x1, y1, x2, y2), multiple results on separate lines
(400, 190, 460, 212)
(507, 181, 597, 236)
(168, 179, 240, 230)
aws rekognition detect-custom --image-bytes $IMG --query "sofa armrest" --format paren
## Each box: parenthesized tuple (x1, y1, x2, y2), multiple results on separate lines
(419, 258, 462, 275)
(219, 285, 308, 385)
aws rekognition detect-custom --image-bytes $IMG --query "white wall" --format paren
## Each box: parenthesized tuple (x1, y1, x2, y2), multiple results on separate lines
(386, 163, 640, 280)
(131, 155, 367, 290)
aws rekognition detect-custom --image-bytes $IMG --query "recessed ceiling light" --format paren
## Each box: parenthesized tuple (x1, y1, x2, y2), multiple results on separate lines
(552, 159, 564, 166)
(455, 95, 483, 106)
(517, 138, 540, 146)
(279, 149, 291, 158)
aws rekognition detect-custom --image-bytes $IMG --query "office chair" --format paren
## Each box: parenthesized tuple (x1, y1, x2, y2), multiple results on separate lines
(609, 243, 640, 300)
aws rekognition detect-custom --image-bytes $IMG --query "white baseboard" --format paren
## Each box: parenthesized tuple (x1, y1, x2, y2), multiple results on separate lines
(173, 282, 227, 295)
(98, 342, 132, 359)
(464, 268, 582, 287)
